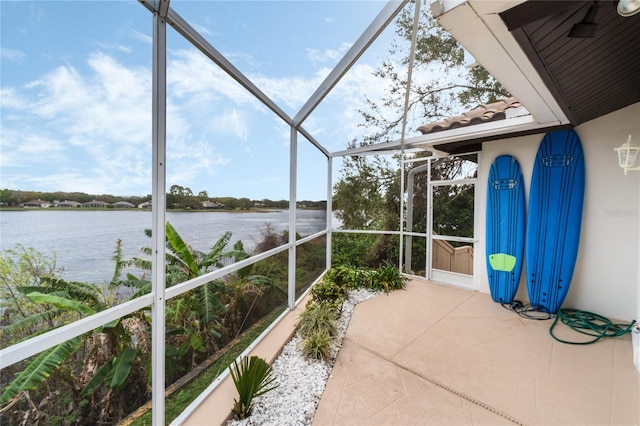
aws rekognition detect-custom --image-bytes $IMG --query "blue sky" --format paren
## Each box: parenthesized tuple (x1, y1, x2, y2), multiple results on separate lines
(1, 1, 410, 201)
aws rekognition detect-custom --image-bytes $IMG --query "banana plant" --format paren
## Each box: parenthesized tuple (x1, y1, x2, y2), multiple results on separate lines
(121, 223, 237, 372)
(0, 277, 143, 405)
(221, 240, 287, 338)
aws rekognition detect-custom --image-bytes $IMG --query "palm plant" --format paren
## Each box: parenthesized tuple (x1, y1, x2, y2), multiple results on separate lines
(229, 355, 278, 419)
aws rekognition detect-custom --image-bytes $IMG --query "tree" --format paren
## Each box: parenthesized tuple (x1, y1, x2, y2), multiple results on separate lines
(333, 0, 504, 267)
(358, 0, 509, 145)
(0, 188, 10, 205)
(238, 197, 253, 210)
(0, 245, 64, 344)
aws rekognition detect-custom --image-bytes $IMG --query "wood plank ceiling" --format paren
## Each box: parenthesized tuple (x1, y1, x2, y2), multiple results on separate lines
(500, 0, 640, 126)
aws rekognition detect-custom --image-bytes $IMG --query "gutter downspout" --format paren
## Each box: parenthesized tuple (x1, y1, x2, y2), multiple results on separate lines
(634, 168, 640, 371)
(405, 163, 429, 273)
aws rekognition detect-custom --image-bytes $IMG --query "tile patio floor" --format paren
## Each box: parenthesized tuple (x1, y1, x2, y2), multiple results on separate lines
(312, 280, 639, 425)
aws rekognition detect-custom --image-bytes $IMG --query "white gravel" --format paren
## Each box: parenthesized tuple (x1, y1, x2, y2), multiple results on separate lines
(227, 288, 380, 426)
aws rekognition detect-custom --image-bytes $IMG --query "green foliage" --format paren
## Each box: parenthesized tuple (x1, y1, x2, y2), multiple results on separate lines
(298, 301, 338, 340)
(0, 337, 82, 403)
(130, 307, 285, 425)
(302, 329, 333, 361)
(0, 245, 63, 344)
(81, 347, 138, 396)
(0, 244, 148, 424)
(298, 294, 340, 362)
(229, 356, 278, 419)
(432, 181, 474, 238)
(370, 263, 407, 293)
(331, 233, 400, 270)
(310, 280, 346, 309)
(331, 233, 378, 268)
(325, 264, 375, 289)
(333, 155, 397, 230)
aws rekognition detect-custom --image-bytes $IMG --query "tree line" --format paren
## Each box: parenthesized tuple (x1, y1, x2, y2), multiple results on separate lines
(0, 187, 326, 210)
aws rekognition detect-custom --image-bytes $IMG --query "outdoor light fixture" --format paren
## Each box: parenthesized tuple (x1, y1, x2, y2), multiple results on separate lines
(568, 1, 600, 38)
(617, 0, 640, 16)
(614, 135, 640, 174)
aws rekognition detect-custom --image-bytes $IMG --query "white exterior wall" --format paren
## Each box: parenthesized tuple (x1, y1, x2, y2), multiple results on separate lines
(477, 103, 640, 322)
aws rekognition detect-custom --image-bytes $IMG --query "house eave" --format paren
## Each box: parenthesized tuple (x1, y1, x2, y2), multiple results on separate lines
(331, 114, 568, 157)
(430, 0, 570, 127)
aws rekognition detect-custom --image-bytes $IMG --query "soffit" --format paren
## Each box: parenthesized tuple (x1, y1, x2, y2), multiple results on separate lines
(500, 0, 640, 126)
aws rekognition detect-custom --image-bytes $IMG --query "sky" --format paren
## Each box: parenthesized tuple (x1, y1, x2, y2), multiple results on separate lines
(0, 0, 414, 201)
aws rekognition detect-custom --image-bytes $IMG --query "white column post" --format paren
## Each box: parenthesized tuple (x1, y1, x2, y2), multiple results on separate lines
(288, 126, 298, 309)
(151, 1, 169, 423)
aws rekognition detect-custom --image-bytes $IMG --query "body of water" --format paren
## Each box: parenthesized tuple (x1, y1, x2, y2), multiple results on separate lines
(0, 209, 327, 283)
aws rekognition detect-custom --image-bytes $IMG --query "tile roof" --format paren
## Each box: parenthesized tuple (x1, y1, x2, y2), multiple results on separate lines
(416, 97, 522, 135)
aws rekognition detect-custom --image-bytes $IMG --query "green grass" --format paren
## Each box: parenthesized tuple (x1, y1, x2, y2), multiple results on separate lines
(128, 306, 286, 426)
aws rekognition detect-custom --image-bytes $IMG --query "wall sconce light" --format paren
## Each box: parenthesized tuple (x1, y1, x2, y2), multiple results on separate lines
(614, 135, 640, 174)
(617, 0, 640, 17)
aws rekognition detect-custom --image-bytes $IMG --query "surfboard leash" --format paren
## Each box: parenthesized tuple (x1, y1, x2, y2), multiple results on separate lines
(502, 300, 555, 320)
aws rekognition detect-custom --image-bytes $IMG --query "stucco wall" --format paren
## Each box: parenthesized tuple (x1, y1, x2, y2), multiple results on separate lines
(477, 102, 640, 322)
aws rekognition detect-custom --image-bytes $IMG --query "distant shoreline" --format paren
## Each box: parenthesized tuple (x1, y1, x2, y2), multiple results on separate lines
(0, 207, 325, 213)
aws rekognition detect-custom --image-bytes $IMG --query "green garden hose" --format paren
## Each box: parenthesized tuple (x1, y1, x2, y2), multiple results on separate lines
(550, 308, 636, 345)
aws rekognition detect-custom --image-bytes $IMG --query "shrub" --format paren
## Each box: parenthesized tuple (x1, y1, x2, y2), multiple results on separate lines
(301, 329, 333, 361)
(324, 264, 369, 290)
(310, 279, 346, 309)
(369, 263, 407, 293)
(298, 301, 338, 339)
(229, 356, 278, 419)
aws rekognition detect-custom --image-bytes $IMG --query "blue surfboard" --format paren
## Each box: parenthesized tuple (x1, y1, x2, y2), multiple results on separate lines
(486, 155, 525, 304)
(526, 129, 585, 314)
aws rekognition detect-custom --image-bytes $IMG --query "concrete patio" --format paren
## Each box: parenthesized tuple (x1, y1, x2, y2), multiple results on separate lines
(313, 280, 639, 425)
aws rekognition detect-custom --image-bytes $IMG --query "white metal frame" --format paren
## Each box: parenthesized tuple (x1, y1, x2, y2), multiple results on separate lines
(427, 152, 480, 289)
(0, 2, 410, 425)
(151, 1, 169, 421)
(1, 0, 562, 422)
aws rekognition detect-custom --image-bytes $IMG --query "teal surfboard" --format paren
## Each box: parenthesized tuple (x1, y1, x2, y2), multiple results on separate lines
(486, 155, 525, 304)
(526, 129, 585, 314)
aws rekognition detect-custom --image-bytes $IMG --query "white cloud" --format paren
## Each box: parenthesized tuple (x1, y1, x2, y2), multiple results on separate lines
(306, 42, 352, 64)
(192, 23, 213, 36)
(168, 49, 260, 109)
(96, 43, 133, 54)
(0, 52, 155, 194)
(0, 48, 27, 62)
(251, 73, 322, 111)
(211, 109, 249, 141)
(128, 28, 152, 45)
(0, 87, 28, 109)
(0, 38, 395, 196)
(0, 130, 66, 170)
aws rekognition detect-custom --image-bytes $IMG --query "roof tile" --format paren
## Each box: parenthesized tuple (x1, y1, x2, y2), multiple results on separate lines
(417, 97, 521, 135)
